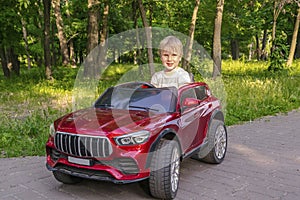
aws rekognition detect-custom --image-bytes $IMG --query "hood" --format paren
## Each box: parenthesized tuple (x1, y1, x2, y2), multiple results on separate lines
(56, 107, 171, 135)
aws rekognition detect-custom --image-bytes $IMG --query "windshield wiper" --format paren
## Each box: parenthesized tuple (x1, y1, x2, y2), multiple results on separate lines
(129, 105, 159, 112)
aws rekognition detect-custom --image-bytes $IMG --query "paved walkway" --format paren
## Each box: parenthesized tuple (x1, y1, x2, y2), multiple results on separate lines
(0, 109, 300, 200)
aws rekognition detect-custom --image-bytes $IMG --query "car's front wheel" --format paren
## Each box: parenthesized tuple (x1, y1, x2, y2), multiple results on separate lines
(149, 139, 181, 199)
(53, 171, 83, 184)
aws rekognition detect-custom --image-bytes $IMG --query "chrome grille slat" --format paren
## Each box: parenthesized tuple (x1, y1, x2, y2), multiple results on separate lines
(68, 135, 72, 155)
(102, 139, 105, 157)
(78, 136, 82, 157)
(54, 132, 112, 158)
(97, 139, 100, 157)
(84, 137, 88, 156)
(90, 137, 93, 157)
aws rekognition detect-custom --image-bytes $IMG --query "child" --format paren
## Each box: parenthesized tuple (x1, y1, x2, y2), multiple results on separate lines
(151, 36, 192, 88)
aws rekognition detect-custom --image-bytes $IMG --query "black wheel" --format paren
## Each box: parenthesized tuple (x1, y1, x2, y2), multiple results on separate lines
(53, 171, 83, 184)
(149, 139, 180, 199)
(193, 119, 227, 164)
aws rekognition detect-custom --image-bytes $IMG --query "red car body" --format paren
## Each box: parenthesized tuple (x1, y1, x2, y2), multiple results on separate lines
(46, 81, 227, 198)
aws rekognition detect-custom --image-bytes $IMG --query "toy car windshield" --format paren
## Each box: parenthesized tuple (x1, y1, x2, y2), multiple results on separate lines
(94, 85, 178, 113)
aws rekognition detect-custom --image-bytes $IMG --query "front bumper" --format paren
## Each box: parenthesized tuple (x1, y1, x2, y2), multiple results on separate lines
(46, 145, 151, 184)
(46, 162, 148, 184)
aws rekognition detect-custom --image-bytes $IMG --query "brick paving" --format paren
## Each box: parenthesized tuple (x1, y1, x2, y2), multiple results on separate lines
(0, 109, 299, 200)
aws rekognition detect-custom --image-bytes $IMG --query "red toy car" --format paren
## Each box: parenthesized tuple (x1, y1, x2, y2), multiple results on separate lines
(46, 81, 227, 199)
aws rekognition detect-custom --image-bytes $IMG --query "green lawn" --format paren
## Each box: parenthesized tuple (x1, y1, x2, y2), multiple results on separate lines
(0, 61, 300, 157)
(222, 60, 300, 125)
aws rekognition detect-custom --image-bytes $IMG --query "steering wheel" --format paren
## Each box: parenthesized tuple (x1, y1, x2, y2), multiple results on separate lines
(138, 81, 156, 88)
(115, 81, 155, 89)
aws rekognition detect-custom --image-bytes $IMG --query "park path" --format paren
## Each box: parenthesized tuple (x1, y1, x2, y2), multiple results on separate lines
(0, 109, 300, 200)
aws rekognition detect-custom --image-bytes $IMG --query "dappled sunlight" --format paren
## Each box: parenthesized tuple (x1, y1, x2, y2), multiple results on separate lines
(102, 64, 134, 78)
(0, 85, 73, 121)
(232, 143, 276, 166)
(31, 85, 73, 110)
(50, 94, 72, 110)
(295, 156, 300, 163)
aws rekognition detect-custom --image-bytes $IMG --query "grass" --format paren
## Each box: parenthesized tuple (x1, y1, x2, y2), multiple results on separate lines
(0, 61, 300, 157)
(222, 60, 300, 125)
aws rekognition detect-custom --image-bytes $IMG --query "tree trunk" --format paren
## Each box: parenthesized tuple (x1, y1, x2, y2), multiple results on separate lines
(182, 0, 200, 71)
(212, 0, 224, 78)
(0, 47, 10, 78)
(21, 18, 32, 69)
(261, 29, 268, 60)
(137, 0, 155, 76)
(287, 8, 300, 67)
(52, 0, 70, 66)
(296, 29, 300, 58)
(8, 47, 20, 76)
(43, 0, 52, 79)
(230, 39, 239, 60)
(51, 22, 57, 66)
(255, 34, 260, 60)
(271, 0, 287, 55)
(132, 1, 142, 65)
(69, 40, 76, 65)
(65, 0, 76, 66)
(85, 0, 100, 77)
(87, 0, 99, 54)
(98, 0, 109, 69)
(271, 19, 277, 54)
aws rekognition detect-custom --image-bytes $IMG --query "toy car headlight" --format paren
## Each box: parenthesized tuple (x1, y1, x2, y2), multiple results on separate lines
(114, 131, 150, 146)
(49, 123, 56, 136)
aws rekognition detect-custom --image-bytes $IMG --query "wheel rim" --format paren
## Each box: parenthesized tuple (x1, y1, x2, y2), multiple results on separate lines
(170, 147, 180, 193)
(214, 125, 227, 159)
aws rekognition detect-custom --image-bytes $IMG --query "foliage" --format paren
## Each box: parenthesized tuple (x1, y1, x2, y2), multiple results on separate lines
(268, 37, 289, 71)
(1, 0, 299, 71)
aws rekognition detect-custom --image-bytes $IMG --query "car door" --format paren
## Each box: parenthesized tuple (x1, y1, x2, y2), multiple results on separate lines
(177, 86, 208, 154)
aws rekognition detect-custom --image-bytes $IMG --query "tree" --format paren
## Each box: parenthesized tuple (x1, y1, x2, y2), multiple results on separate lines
(21, 18, 32, 69)
(52, 0, 70, 66)
(0, 47, 10, 77)
(271, 0, 290, 54)
(86, 0, 100, 54)
(137, 0, 155, 76)
(65, 0, 76, 65)
(0, 0, 22, 77)
(212, 0, 224, 78)
(85, 0, 100, 76)
(287, 1, 300, 66)
(43, 0, 52, 79)
(98, 0, 109, 69)
(182, 0, 200, 71)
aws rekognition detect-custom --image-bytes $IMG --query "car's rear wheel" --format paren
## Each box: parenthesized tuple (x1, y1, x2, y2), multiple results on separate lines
(53, 171, 83, 184)
(149, 139, 180, 199)
(193, 119, 227, 164)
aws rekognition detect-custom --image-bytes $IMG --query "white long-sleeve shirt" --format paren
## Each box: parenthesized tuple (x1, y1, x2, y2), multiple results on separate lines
(151, 67, 192, 88)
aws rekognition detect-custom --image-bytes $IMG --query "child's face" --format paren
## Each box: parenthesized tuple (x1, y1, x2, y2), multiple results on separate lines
(160, 50, 181, 72)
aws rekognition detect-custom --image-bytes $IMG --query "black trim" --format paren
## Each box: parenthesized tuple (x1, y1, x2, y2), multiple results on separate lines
(210, 109, 224, 122)
(145, 128, 179, 168)
(46, 163, 148, 184)
(182, 141, 208, 159)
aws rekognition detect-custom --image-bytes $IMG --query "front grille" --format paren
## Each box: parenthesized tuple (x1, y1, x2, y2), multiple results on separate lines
(54, 132, 112, 158)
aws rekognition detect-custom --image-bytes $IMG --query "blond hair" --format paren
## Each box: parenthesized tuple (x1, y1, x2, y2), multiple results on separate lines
(159, 36, 183, 56)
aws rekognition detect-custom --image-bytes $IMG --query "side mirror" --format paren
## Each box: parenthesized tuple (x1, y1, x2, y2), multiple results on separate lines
(182, 98, 201, 107)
